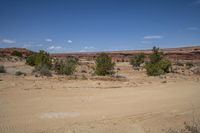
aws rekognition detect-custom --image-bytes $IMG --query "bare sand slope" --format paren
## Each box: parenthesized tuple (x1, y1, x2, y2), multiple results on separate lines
(0, 73, 200, 133)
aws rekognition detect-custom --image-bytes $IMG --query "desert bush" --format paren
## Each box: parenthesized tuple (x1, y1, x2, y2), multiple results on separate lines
(35, 50, 52, 68)
(95, 53, 115, 76)
(15, 71, 26, 76)
(34, 63, 52, 76)
(26, 54, 36, 66)
(145, 46, 171, 76)
(54, 58, 77, 75)
(130, 53, 145, 68)
(186, 62, 194, 69)
(26, 50, 52, 69)
(159, 59, 172, 73)
(11, 50, 23, 57)
(145, 62, 164, 76)
(0, 65, 6, 73)
(81, 75, 87, 80)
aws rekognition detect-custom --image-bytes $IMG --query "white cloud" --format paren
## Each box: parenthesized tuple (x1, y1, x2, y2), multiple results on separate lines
(84, 46, 94, 49)
(68, 40, 72, 43)
(45, 38, 52, 42)
(79, 50, 86, 52)
(143, 35, 163, 40)
(187, 27, 199, 30)
(2, 39, 16, 44)
(48, 45, 62, 50)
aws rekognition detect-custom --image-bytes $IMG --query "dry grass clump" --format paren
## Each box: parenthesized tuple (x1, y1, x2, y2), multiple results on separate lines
(15, 71, 26, 76)
(91, 75, 127, 81)
(165, 121, 200, 133)
(0, 65, 6, 73)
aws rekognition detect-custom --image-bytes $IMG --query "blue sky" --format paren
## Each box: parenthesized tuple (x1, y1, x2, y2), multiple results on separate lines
(0, 0, 200, 53)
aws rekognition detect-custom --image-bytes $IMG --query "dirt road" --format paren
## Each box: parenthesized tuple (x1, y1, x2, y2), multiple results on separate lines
(0, 73, 200, 133)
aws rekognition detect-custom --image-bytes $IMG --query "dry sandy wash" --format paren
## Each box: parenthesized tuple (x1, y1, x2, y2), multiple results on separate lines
(0, 62, 200, 133)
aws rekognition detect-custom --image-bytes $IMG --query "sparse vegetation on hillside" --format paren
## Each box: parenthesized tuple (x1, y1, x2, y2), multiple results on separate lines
(0, 65, 6, 73)
(11, 50, 23, 57)
(145, 46, 171, 76)
(130, 53, 145, 69)
(54, 57, 78, 75)
(95, 53, 115, 76)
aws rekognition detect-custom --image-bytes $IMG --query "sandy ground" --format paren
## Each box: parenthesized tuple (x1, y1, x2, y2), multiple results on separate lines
(0, 62, 200, 133)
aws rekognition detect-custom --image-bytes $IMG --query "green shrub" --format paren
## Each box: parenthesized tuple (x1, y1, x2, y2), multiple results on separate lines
(130, 53, 145, 68)
(145, 62, 164, 76)
(0, 65, 6, 73)
(26, 54, 36, 66)
(95, 53, 115, 76)
(54, 58, 77, 75)
(11, 51, 23, 57)
(35, 50, 52, 68)
(149, 46, 163, 63)
(145, 47, 171, 76)
(159, 59, 171, 73)
(26, 50, 52, 69)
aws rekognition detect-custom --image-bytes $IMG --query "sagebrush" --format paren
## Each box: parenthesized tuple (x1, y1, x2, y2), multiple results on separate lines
(95, 53, 115, 76)
(145, 46, 171, 76)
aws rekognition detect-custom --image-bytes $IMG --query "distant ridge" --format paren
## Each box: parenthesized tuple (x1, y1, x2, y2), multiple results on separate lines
(51, 45, 200, 62)
(0, 47, 34, 56)
(1, 46, 200, 62)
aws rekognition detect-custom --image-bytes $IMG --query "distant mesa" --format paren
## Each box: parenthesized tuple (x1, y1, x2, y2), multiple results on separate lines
(1, 46, 200, 62)
(50, 45, 200, 62)
(0, 47, 35, 56)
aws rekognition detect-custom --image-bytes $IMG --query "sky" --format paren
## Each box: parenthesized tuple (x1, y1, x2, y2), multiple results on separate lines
(0, 0, 200, 53)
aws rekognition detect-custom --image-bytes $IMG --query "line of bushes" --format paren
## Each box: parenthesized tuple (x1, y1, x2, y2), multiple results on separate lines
(26, 51, 78, 76)
(25, 46, 172, 77)
(129, 46, 172, 76)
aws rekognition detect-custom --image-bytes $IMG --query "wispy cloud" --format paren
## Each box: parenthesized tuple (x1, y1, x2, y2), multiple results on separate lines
(143, 35, 163, 40)
(68, 40, 72, 43)
(45, 38, 52, 42)
(48, 45, 62, 50)
(187, 27, 199, 30)
(84, 46, 94, 49)
(2, 39, 16, 44)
